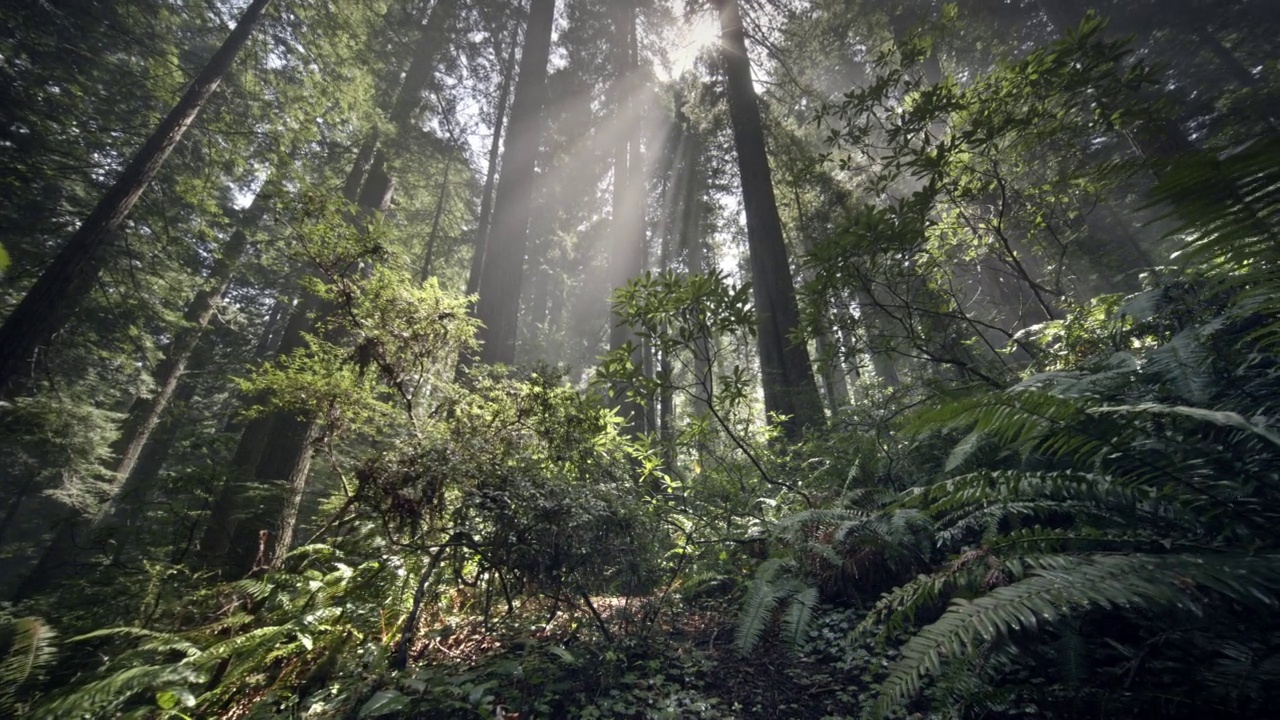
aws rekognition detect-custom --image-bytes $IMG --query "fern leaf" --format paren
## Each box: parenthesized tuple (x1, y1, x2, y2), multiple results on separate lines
(780, 587, 819, 652)
(1090, 403, 1280, 449)
(735, 579, 783, 654)
(868, 553, 1280, 717)
(0, 616, 57, 714)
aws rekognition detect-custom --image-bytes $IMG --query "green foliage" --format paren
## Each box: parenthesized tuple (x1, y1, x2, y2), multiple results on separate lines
(29, 545, 408, 718)
(5, 2, 1280, 719)
(0, 612, 57, 715)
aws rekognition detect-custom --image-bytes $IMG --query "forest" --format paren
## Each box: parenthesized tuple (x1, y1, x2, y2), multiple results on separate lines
(0, 0, 1277, 717)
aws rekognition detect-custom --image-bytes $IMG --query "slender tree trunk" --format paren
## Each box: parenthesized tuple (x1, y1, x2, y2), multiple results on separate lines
(1036, 0, 1196, 166)
(17, 227, 254, 576)
(1191, 26, 1257, 89)
(113, 198, 266, 483)
(113, 375, 200, 556)
(467, 33, 518, 298)
(712, 0, 823, 438)
(1187, 26, 1277, 130)
(219, 181, 393, 578)
(204, 1, 459, 577)
(791, 184, 849, 412)
(10, 190, 272, 596)
(854, 287, 902, 387)
(469, 0, 556, 366)
(528, 265, 551, 329)
(0, 0, 273, 393)
(0, 474, 40, 551)
(677, 123, 713, 417)
(420, 158, 453, 282)
(196, 285, 318, 570)
(344, 133, 380, 206)
(265, 421, 323, 570)
(869, 346, 902, 388)
(12, 347, 212, 600)
(255, 293, 295, 359)
(659, 173, 676, 467)
(357, 0, 459, 218)
(606, 0, 650, 431)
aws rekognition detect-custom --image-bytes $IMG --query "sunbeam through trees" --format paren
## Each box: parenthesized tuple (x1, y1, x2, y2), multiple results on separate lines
(0, 0, 1278, 717)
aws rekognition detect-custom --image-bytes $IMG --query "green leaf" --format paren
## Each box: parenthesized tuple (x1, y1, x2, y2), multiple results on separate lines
(155, 687, 193, 710)
(358, 689, 410, 718)
(548, 646, 575, 664)
(155, 690, 178, 710)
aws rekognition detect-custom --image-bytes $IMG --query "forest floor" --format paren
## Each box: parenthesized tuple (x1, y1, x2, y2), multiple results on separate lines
(404, 594, 873, 719)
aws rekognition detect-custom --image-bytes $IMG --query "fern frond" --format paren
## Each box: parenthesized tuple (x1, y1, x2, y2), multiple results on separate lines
(780, 587, 819, 651)
(69, 626, 200, 658)
(1139, 330, 1215, 403)
(0, 616, 57, 714)
(32, 664, 203, 720)
(913, 391, 1104, 467)
(735, 579, 784, 654)
(867, 553, 1280, 717)
(853, 550, 996, 640)
(1090, 402, 1280, 450)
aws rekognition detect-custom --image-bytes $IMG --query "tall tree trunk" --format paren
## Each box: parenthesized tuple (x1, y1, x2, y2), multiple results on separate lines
(1187, 26, 1276, 130)
(712, 0, 824, 439)
(1191, 26, 1258, 89)
(196, 295, 313, 570)
(469, 0, 556, 366)
(107, 378, 199, 560)
(344, 133, 380, 206)
(11, 199, 266, 595)
(0, 0, 273, 393)
(791, 184, 849, 412)
(205, 1, 459, 577)
(10, 358, 209, 600)
(356, 0, 459, 218)
(1036, 0, 1196, 166)
(607, 0, 650, 431)
(217, 180, 392, 578)
(113, 193, 267, 483)
(467, 32, 519, 298)
(528, 265, 551, 329)
(420, 158, 453, 282)
(676, 121, 713, 417)
(659, 171, 676, 468)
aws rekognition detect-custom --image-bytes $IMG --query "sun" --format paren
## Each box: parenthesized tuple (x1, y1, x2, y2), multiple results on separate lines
(665, 11, 721, 78)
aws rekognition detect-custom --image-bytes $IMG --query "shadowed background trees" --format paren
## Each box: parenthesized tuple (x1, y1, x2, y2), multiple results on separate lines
(0, 0, 1277, 717)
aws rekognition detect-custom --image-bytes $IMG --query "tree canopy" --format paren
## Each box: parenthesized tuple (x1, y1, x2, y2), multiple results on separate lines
(1, 0, 1278, 717)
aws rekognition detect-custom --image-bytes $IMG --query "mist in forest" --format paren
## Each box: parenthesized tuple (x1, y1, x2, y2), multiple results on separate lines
(0, 0, 1276, 717)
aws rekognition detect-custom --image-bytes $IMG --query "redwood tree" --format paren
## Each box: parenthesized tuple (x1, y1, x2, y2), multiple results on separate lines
(712, 0, 824, 438)
(0, 0, 274, 393)
(470, 0, 556, 366)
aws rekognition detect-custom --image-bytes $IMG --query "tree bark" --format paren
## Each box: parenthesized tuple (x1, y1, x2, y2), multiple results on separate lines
(676, 119, 713, 417)
(659, 170, 676, 467)
(0, 0, 274, 393)
(712, 0, 824, 439)
(10, 182, 274, 597)
(10, 352, 209, 599)
(18, 212, 260, 578)
(196, 276, 321, 572)
(469, 0, 556, 366)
